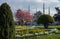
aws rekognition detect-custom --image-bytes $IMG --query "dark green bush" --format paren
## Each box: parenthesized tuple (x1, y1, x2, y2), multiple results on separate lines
(37, 14, 55, 29)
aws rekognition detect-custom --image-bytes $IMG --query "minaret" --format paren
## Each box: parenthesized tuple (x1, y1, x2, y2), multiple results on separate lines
(36, 8, 37, 13)
(43, 3, 45, 14)
(28, 4, 30, 13)
(48, 7, 50, 15)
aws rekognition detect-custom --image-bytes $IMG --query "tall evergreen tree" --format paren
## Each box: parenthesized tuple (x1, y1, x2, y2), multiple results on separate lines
(0, 3, 15, 39)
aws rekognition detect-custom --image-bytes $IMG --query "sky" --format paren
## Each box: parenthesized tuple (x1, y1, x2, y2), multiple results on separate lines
(0, 0, 60, 16)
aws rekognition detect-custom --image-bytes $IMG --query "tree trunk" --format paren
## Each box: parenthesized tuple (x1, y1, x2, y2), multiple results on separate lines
(44, 24, 48, 29)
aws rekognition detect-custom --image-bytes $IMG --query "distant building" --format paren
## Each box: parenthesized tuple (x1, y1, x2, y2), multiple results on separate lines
(34, 11, 42, 21)
(53, 14, 60, 25)
(33, 11, 42, 25)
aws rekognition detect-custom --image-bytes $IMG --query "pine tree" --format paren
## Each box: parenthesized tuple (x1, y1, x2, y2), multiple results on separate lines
(0, 3, 15, 39)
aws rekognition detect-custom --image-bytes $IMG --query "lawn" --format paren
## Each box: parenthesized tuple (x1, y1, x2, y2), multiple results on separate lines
(15, 25, 60, 39)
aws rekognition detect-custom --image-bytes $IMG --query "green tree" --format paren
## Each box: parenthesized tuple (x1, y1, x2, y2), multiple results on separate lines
(0, 3, 15, 39)
(53, 7, 60, 21)
(37, 14, 55, 29)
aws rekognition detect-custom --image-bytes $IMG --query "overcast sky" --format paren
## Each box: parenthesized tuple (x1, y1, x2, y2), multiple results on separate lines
(0, 0, 60, 16)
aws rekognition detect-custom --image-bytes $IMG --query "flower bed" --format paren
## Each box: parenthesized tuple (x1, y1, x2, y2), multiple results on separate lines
(15, 26, 60, 38)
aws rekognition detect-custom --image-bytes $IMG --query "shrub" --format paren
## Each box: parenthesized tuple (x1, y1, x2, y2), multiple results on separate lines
(37, 14, 55, 29)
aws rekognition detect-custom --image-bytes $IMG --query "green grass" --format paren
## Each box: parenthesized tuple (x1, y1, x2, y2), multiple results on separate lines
(16, 34, 60, 39)
(35, 34, 60, 39)
(37, 34, 60, 39)
(34, 25, 60, 29)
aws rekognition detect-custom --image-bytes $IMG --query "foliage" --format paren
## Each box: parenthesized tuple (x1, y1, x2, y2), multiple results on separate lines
(55, 7, 60, 14)
(37, 14, 55, 29)
(0, 3, 15, 39)
(15, 9, 33, 24)
(53, 14, 60, 21)
(53, 7, 60, 21)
